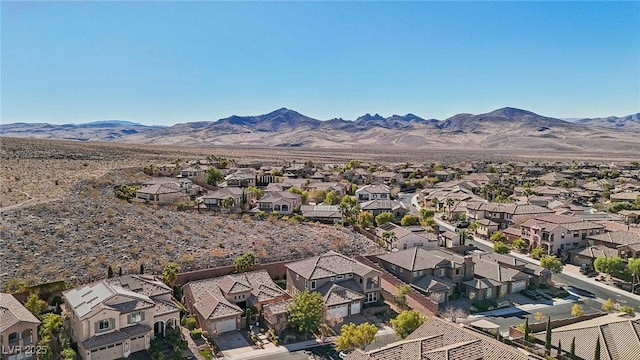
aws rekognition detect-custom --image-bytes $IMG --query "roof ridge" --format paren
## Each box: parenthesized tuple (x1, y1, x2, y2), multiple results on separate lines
(597, 323, 613, 360)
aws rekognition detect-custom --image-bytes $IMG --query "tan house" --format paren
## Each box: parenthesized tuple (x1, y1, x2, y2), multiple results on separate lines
(182, 270, 289, 335)
(253, 191, 301, 215)
(376, 248, 473, 303)
(63, 276, 181, 360)
(202, 187, 246, 211)
(346, 316, 535, 360)
(135, 181, 189, 204)
(285, 252, 382, 321)
(355, 185, 391, 203)
(1, 293, 41, 360)
(466, 257, 531, 300)
(375, 222, 438, 251)
(521, 215, 605, 255)
(360, 199, 408, 220)
(262, 299, 293, 333)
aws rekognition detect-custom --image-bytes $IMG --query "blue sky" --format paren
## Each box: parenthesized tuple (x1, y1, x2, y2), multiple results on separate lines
(2, 1, 639, 125)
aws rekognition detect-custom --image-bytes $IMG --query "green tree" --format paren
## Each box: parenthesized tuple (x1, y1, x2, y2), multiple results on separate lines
(620, 305, 636, 315)
(457, 230, 473, 246)
(338, 196, 359, 226)
(493, 241, 510, 254)
(545, 317, 551, 353)
(531, 246, 545, 260)
(375, 212, 395, 227)
(206, 167, 224, 186)
(445, 197, 457, 219)
(61, 348, 76, 360)
(627, 258, 640, 294)
(524, 317, 531, 342)
(571, 303, 584, 317)
(221, 196, 235, 213)
(108, 265, 114, 278)
(357, 211, 374, 229)
(395, 285, 410, 309)
(594, 337, 601, 360)
(490, 231, 507, 243)
(247, 186, 264, 200)
(400, 214, 418, 226)
(234, 252, 256, 273)
(325, 190, 340, 205)
(287, 290, 324, 335)
(24, 292, 47, 319)
(288, 186, 308, 204)
(335, 322, 378, 351)
(162, 262, 180, 286)
(594, 256, 626, 278)
(418, 208, 435, 220)
(540, 256, 564, 274)
(512, 238, 528, 252)
(601, 298, 615, 312)
(390, 310, 426, 339)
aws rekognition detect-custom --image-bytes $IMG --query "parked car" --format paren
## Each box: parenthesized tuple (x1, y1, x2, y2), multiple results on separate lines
(520, 289, 542, 300)
(339, 351, 351, 359)
(579, 264, 593, 275)
(455, 221, 470, 228)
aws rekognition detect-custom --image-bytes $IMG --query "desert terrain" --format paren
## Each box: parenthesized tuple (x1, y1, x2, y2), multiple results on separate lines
(1, 137, 638, 289)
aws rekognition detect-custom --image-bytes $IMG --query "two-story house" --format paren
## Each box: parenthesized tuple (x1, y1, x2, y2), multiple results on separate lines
(182, 270, 289, 335)
(202, 187, 246, 211)
(355, 185, 391, 204)
(63, 278, 176, 360)
(360, 199, 408, 221)
(253, 191, 301, 215)
(375, 222, 438, 251)
(285, 252, 382, 320)
(474, 252, 551, 287)
(467, 257, 531, 300)
(225, 169, 256, 188)
(466, 202, 554, 230)
(375, 248, 474, 303)
(1, 293, 41, 360)
(521, 215, 606, 255)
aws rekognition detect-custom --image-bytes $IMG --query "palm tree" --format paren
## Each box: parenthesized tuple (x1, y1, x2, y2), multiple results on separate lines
(381, 231, 396, 250)
(458, 230, 473, 245)
(445, 198, 457, 220)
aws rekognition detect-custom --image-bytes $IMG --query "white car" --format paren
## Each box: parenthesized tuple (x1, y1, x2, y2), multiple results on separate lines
(339, 351, 351, 359)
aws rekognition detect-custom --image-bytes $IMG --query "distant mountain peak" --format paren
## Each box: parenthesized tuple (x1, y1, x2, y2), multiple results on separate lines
(485, 107, 539, 119)
(356, 113, 386, 122)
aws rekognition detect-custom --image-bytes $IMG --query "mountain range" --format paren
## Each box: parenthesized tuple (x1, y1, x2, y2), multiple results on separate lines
(1, 107, 639, 152)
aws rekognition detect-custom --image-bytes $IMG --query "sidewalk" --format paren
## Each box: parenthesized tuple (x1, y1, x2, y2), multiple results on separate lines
(468, 297, 577, 318)
(412, 194, 640, 303)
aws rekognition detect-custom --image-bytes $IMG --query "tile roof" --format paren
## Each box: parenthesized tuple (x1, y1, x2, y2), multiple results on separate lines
(588, 231, 640, 246)
(472, 258, 531, 283)
(347, 317, 536, 360)
(376, 248, 467, 272)
(64, 281, 156, 320)
(533, 314, 640, 360)
(202, 187, 244, 200)
(413, 275, 455, 293)
(569, 246, 618, 259)
(300, 205, 341, 219)
(183, 270, 287, 320)
(136, 182, 183, 195)
(360, 199, 407, 211)
(81, 324, 151, 350)
(286, 251, 381, 280)
(0, 293, 41, 332)
(263, 299, 294, 316)
(317, 281, 365, 306)
(356, 185, 391, 194)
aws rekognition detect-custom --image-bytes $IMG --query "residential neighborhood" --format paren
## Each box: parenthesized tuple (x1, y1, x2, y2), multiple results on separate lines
(3, 156, 640, 360)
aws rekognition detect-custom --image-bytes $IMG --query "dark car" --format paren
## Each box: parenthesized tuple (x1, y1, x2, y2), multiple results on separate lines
(455, 221, 470, 228)
(579, 264, 593, 275)
(520, 289, 542, 300)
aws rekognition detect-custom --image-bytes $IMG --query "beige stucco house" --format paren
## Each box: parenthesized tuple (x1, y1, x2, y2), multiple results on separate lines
(63, 276, 181, 360)
(0, 293, 41, 360)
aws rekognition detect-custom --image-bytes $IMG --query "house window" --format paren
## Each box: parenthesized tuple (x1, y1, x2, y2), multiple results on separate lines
(311, 281, 316, 290)
(413, 271, 418, 277)
(331, 277, 335, 282)
(305, 280, 308, 289)
(336, 275, 344, 280)
(561, 233, 565, 239)
(455, 269, 460, 275)
(573, 232, 579, 238)
(398, 268, 404, 274)
(365, 292, 378, 303)
(418, 270, 424, 277)
(346, 274, 353, 278)
(242, 294, 245, 299)
(128, 311, 144, 324)
(97, 319, 111, 333)
(296, 274, 299, 281)
(439, 268, 445, 277)
(390, 264, 396, 273)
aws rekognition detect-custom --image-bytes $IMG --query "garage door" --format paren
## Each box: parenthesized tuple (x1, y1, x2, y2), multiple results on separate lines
(215, 318, 237, 333)
(350, 301, 361, 315)
(511, 281, 526, 293)
(130, 337, 146, 353)
(327, 304, 348, 318)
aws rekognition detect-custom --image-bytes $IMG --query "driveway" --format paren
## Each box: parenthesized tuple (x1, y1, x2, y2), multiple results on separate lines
(216, 331, 251, 351)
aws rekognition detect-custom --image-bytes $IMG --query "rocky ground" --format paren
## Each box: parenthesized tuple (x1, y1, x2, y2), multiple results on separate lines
(0, 167, 379, 288)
